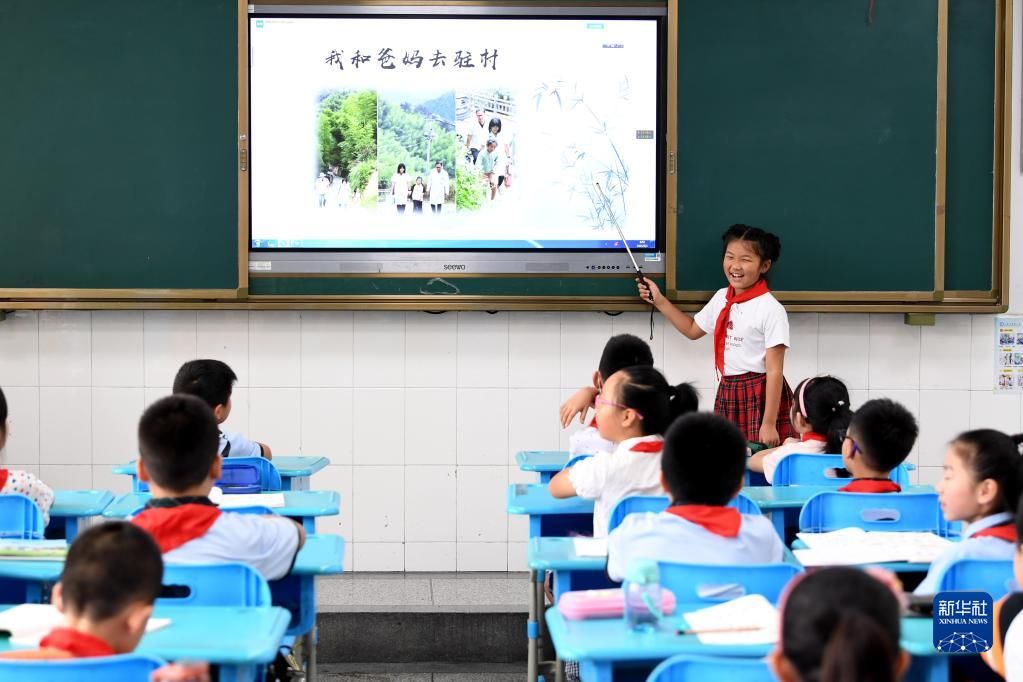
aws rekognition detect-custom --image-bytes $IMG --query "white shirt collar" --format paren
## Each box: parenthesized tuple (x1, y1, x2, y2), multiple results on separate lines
(963, 511, 1014, 539)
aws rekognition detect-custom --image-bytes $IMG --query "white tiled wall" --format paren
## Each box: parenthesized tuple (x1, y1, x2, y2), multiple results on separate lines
(0, 309, 1014, 570)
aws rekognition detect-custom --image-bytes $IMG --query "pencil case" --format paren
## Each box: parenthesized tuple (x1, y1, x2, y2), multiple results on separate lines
(558, 588, 676, 620)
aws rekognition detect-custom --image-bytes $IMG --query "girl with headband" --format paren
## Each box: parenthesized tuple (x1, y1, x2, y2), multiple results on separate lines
(748, 376, 852, 484)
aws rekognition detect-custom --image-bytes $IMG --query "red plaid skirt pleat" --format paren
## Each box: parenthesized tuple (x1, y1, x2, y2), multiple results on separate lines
(714, 372, 795, 443)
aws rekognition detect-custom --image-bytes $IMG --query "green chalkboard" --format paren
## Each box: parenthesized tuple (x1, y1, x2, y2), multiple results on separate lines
(674, 0, 940, 293)
(0, 0, 238, 292)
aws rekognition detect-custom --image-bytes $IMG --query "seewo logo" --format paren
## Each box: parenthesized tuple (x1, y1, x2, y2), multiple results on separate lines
(443, 264, 467, 271)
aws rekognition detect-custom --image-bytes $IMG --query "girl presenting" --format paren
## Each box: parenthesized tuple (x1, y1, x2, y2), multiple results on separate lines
(638, 224, 794, 446)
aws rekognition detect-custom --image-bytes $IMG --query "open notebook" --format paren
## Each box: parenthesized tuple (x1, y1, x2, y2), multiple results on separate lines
(0, 540, 67, 560)
(793, 527, 953, 566)
(0, 604, 170, 647)
(682, 594, 779, 645)
(208, 488, 286, 509)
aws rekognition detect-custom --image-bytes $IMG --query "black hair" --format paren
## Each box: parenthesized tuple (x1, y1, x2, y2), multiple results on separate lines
(721, 224, 782, 264)
(172, 359, 237, 409)
(792, 376, 852, 453)
(488, 117, 502, 134)
(0, 386, 6, 444)
(613, 366, 698, 436)
(397, 163, 406, 173)
(781, 567, 901, 682)
(951, 429, 1023, 516)
(662, 413, 746, 505)
(848, 398, 918, 473)
(138, 395, 220, 492)
(597, 334, 654, 381)
(60, 522, 163, 621)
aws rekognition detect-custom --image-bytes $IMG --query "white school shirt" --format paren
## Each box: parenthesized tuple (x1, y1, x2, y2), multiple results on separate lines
(915, 512, 1018, 595)
(162, 512, 302, 581)
(427, 170, 449, 205)
(692, 287, 790, 376)
(761, 438, 827, 484)
(568, 421, 615, 458)
(1006, 614, 1023, 681)
(391, 173, 410, 205)
(1, 469, 54, 525)
(219, 430, 263, 458)
(567, 434, 665, 538)
(606, 510, 784, 582)
(411, 183, 425, 201)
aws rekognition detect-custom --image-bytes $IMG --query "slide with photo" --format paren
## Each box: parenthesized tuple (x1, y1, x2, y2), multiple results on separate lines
(249, 14, 662, 250)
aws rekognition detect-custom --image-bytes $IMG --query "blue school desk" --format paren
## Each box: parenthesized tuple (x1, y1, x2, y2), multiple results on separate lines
(741, 484, 935, 538)
(0, 604, 290, 682)
(516, 450, 570, 483)
(506, 484, 594, 538)
(112, 455, 330, 492)
(102, 490, 340, 532)
(543, 608, 946, 682)
(49, 490, 114, 541)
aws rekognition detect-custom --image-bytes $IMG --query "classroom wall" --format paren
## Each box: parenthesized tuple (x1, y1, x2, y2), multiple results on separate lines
(0, 0, 1020, 572)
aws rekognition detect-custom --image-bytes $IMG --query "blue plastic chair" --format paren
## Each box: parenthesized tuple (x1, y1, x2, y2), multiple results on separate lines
(0, 494, 45, 539)
(0, 654, 164, 681)
(607, 494, 762, 534)
(159, 563, 271, 607)
(647, 654, 774, 682)
(798, 491, 954, 536)
(772, 453, 911, 487)
(138, 456, 282, 494)
(658, 561, 802, 605)
(935, 559, 1016, 600)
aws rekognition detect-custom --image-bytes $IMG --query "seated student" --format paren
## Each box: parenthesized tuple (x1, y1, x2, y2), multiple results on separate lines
(549, 366, 698, 537)
(0, 522, 209, 681)
(0, 386, 54, 524)
(606, 412, 783, 581)
(173, 359, 271, 459)
(984, 498, 1023, 678)
(559, 334, 655, 457)
(748, 376, 852, 484)
(916, 429, 1023, 595)
(837, 398, 918, 493)
(132, 395, 304, 581)
(770, 567, 910, 682)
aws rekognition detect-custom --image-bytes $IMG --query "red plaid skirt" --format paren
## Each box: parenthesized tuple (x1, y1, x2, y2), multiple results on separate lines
(714, 372, 795, 444)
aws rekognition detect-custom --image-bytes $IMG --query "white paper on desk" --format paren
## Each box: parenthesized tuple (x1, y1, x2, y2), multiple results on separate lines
(0, 604, 170, 646)
(682, 594, 779, 645)
(572, 538, 608, 557)
(216, 492, 286, 509)
(795, 529, 952, 565)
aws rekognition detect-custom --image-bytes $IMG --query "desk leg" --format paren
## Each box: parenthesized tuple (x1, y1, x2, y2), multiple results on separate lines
(769, 511, 784, 540)
(579, 661, 612, 682)
(217, 664, 258, 682)
(293, 476, 310, 491)
(555, 656, 565, 682)
(305, 624, 317, 682)
(65, 518, 80, 542)
(528, 569, 539, 682)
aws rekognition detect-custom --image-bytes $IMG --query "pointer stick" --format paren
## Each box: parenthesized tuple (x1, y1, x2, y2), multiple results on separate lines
(594, 182, 654, 340)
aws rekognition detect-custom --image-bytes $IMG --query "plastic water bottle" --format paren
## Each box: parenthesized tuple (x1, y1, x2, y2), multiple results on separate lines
(623, 558, 662, 632)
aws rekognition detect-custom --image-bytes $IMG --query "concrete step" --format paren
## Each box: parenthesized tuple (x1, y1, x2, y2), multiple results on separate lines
(320, 662, 522, 681)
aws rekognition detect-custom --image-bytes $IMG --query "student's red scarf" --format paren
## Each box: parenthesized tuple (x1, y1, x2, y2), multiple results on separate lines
(629, 440, 663, 454)
(800, 432, 828, 443)
(39, 628, 116, 658)
(132, 500, 222, 553)
(665, 505, 742, 537)
(838, 479, 902, 493)
(973, 522, 1018, 543)
(713, 280, 771, 376)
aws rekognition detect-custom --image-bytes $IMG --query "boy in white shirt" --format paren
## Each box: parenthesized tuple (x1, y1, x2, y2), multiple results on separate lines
(549, 366, 698, 537)
(559, 334, 656, 458)
(133, 395, 304, 581)
(607, 412, 784, 581)
(173, 359, 271, 459)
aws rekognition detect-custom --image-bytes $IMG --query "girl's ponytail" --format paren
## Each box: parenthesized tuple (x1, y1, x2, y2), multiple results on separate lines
(668, 382, 699, 423)
(795, 376, 852, 453)
(819, 612, 898, 682)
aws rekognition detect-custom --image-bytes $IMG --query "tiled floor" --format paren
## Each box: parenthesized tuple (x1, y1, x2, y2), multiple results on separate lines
(316, 572, 530, 612)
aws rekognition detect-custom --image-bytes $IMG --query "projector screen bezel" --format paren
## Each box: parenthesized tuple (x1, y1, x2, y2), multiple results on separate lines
(246, 4, 668, 272)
